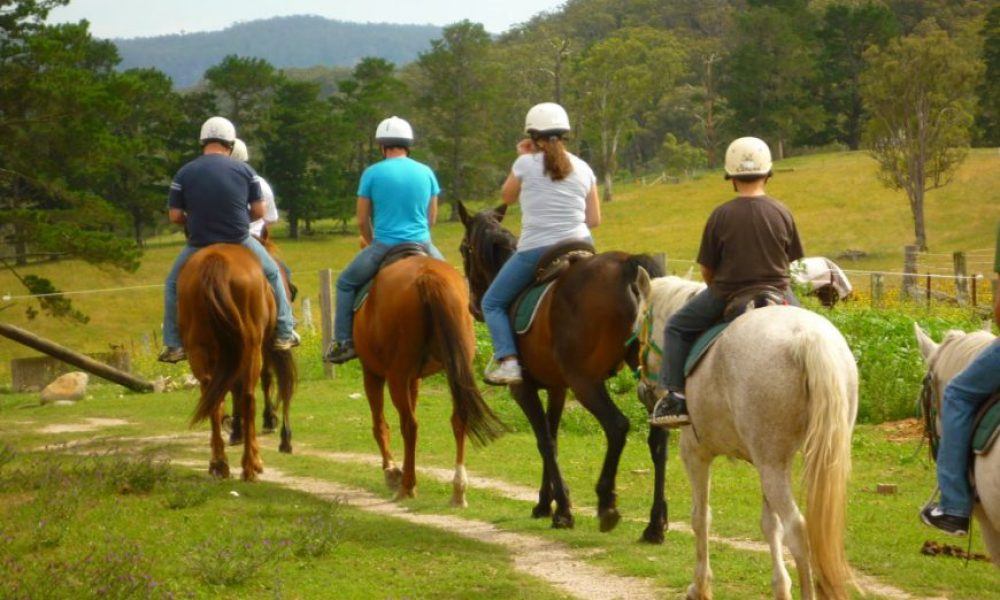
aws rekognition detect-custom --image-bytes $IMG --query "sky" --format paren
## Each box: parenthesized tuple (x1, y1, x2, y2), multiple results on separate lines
(48, 0, 569, 39)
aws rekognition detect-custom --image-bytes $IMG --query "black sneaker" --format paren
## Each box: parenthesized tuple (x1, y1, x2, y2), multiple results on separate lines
(323, 340, 357, 364)
(920, 503, 969, 536)
(649, 390, 690, 428)
(157, 346, 187, 363)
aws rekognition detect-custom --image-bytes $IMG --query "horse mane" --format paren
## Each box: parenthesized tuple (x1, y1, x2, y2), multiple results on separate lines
(930, 329, 996, 384)
(648, 275, 705, 324)
(470, 209, 516, 275)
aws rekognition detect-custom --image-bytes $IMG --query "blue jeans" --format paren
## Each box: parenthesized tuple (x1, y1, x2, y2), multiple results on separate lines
(482, 246, 549, 360)
(334, 240, 444, 343)
(937, 339, 1000, 517)
(162, 237, 295, 348)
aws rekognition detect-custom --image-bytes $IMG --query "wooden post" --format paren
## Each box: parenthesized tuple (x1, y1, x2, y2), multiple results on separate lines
(871, 273, 883, 308)
(926, 273, 932, 308)
(953, 251, 968, 305)
(903, 245, 918, 299)
(0, 324, 153, 392)
(319, 269, 334, 379)
(971, 274, 977, 308)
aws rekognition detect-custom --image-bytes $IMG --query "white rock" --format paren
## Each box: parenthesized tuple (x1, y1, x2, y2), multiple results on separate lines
(40, 372, 89, 404)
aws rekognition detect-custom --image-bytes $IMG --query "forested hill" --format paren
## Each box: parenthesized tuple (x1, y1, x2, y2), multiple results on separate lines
(114, 15, 441, 88)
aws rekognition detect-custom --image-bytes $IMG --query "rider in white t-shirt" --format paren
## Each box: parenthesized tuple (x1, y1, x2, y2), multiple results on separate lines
(231, 139, 278, 239)
(481, 102, 601, 386)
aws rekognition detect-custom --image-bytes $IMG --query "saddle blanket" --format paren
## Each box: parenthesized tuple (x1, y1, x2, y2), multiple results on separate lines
(512, 281, 556, 334)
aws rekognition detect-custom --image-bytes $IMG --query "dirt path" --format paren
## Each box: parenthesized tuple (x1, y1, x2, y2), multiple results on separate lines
(41, 426, 943, 600)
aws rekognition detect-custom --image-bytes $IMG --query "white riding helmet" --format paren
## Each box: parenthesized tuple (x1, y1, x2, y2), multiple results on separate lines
(724, 136, 772, 179)
(375, 116, 413, 147)
(231, 138, 249, 162)
(199, 116, 236, 147)
(524, 102, 570, 136)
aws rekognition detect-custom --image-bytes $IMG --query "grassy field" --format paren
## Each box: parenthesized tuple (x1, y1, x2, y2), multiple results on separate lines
(0, 361, 997, 599)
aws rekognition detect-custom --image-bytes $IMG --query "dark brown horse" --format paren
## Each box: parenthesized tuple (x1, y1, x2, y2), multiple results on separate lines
(457, 202, 666, 540)
(178, 244, 296, 481)
(228, 236, 295, 453)
(354, 254, 505, 504)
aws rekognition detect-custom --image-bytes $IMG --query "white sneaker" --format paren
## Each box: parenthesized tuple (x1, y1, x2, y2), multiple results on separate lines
(483, 360, 522, 386)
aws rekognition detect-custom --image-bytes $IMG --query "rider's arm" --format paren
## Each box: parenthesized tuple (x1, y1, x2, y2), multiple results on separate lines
(501, 172, 520, 205)
(249, 198, 265, 221)
(357, 196, 373, 245)
(700, 264, 714, 286)
(584, 183, 601, 228)
(427, 195, 438, 227)
(168, 208, 186, 225)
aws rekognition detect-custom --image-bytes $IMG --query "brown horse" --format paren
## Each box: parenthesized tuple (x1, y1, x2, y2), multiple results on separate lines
(457, 202, 665, 538)
(228, 236, 295, 453)
(178, 243, 295, 481)
(354, 254, 504, 504)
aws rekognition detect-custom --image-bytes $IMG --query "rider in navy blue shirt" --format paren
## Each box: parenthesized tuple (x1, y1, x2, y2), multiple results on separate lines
(158, 116, 298, 362)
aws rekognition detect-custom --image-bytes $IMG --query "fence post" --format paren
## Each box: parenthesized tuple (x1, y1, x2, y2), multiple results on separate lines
(903, 245, 918, 299)
(953, 251, 968, 305)
(926, 273, 932, 308)
(319, 269, 334, 379)
(871, 273, 883, 308)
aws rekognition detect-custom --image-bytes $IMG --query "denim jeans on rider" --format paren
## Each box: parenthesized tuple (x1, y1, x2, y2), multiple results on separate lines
(482, 245, 550, 360)
(937, 339, 1000, 517)
(657, 286, 727, 392)
(333, 240, 444, 343)
(162, 236, 295, 349)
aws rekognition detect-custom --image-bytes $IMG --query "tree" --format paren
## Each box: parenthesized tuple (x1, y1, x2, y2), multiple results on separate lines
(573, 26, 686, 201)
(861, 20, 981, 251)
(0, 8, 142, 321)
(203, 55, 277, 138)
(412, 21, 504, 218)
(974, 5, 1000, 146)
(815, 2, 898, 150)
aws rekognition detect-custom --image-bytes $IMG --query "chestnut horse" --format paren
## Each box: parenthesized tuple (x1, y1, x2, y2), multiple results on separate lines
(178, 243, 295, 481)
(354, 254, 504, 505)
(228, 236, 295, 453)
(457, 202, 664, 538)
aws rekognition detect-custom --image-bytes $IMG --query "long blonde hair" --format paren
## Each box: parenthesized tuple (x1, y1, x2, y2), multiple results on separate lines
(533, 135, 572, 181)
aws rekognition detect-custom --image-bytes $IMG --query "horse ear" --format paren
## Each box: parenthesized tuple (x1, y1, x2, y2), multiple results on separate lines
(913, 323, 938, 363)
(456, 201, 472, 227)
(636, 266, 652, 300)
(493, 204, 507, 223)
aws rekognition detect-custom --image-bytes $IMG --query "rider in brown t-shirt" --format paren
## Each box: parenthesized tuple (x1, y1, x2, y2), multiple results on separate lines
(650, 136, 805, 428)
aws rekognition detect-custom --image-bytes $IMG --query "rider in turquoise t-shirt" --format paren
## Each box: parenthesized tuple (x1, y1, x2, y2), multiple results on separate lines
(324, 116, 444, 364)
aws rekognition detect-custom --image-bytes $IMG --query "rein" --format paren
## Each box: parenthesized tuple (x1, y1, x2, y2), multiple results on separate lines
(629, 305, 661, 385)
(920, 372, 940, 462)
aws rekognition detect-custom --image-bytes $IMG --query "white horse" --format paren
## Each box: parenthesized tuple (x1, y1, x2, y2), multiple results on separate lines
(914, 324, 1000, 568)
(640, 276, 858, 600)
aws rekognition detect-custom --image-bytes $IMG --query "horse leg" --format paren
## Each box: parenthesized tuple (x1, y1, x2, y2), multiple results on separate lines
(449, 399, 469, 508)
(260, 368, 278, 433)
(388, 375, 418, 500)
(682, 437, 714, 600)
(208, 391, 230, 479)
(512, 383, 573, 528)
(761, 495, 793, 600)
(571, 380, 629, 533)
(238, 382, 262, 481)
(642, 425, 669, 544)
(228, 399, 243, 446)
(278, 390, 292, 454)
(758, 465, 807, 600)
(363, 369, 400, 490)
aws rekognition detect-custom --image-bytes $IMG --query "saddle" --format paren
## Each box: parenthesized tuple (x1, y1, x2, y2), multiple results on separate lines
(684, 285, 788, 376)
(510, 240, 595, 334)
(354, 243, 429, 311)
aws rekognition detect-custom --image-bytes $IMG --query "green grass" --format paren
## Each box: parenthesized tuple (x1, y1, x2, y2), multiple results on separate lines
(0, 374, 997, 599)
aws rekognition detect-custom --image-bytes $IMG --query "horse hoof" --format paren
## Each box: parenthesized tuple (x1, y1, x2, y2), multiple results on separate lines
(228, 434, 242, 446)
(599, 508, 621, 533)
(686, 584, 710, 600)
(640, 525, 665, 544)
(450, 495, 468, 508)
(262, 426, 276, 435)
(384, 467, 403, 491)
(393, 489, 415, 502)
(552, 513, 575, 529)
(209, 461, 230, 479)
(279, 442, 292, 454)
(531, 503, 553, 519)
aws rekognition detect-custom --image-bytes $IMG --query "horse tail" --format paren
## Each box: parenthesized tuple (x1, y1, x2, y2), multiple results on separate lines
(797, 326, 856, 599)
(267, 346, 297, 418)
(416, 273, 505, 446)
(192, 255, 250, 425)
